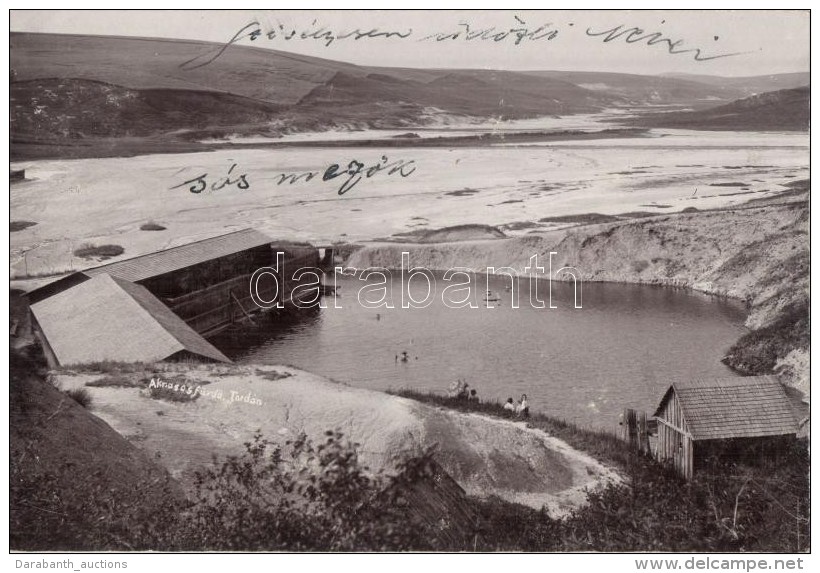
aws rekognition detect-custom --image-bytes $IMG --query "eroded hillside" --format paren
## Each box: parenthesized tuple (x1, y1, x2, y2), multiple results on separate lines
(347, 186, 810, 396)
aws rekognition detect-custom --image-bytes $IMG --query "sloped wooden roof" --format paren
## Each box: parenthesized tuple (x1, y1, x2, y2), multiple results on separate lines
(83, 228, 273, 283)
(653, 376, 797, 441)
(26, 229, 315, 304)
(30, 273, 230, 366)
(111, 277, 230, 363)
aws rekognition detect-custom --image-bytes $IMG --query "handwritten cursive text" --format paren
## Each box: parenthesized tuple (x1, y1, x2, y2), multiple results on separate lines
(585, 24, 745, 62)
(419, 16, 558, 45)
(275, 155, 416, 195)
(170, 162, 250, 194)
(180, 21, 413, 69)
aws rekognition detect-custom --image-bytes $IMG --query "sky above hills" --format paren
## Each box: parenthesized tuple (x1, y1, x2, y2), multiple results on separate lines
(10, 9, 809, 77)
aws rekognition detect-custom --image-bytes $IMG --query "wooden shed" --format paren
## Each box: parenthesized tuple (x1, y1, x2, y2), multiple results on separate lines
(27, 228, 322, 340)
(653, 376, 798, 479)
(30, 273, 231, 367)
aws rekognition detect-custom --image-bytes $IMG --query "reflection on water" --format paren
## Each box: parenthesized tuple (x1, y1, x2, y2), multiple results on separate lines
(211, 273, 747, 431)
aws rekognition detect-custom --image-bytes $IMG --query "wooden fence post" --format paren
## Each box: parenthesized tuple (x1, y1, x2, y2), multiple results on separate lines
(622, 408, 637, 448)
(637, 411, 651, 455)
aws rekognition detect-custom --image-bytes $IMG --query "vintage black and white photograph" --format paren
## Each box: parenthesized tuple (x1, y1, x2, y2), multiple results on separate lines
(8, 9, 810, 557)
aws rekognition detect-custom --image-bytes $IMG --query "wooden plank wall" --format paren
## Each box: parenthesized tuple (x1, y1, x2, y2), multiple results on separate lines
(167, 273, 278, 335)
(623, 408, 652, 455)
(154, 247, 321, 336)
(655, 391, 694, 479)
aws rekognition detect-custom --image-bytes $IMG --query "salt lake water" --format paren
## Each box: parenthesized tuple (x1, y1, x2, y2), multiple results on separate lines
(215, 272, 747, 432)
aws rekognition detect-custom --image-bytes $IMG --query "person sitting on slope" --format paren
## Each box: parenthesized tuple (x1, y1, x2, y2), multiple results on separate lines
(515, 394, 530, 418)
(503, 397, 516, 414)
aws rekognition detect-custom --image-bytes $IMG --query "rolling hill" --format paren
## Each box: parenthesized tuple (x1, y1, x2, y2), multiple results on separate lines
(9, 32, 613, 150)
(10, 32, 619, 123)
(10, 32, 356, 106)
(11, 78, 284, 139)
(9, 31, 811, 157)
(298, 69, 612, 116)
(520, 70, 748, 108)
(662, 72, 810, 97)
(628, 86, 810, 131)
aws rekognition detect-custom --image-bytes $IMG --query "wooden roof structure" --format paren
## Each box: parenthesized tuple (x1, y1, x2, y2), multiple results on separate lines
(30, 273, 231, 366)
(26, 228, 274, 303)
(83, 228, 274, 282)
(653, 376, 797, 441)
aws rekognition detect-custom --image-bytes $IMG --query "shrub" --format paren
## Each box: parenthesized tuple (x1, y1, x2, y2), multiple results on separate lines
(69, 361, 152, 374)
(631, 259, 650, 273)
(73, 244, 124, 259)
(140, 221, 166, 231)
(86, 375, 140, 388)
(65, 387, 92, 408)
(154, 431, 437, 551)
(539, 213, 620, 225)
(10, 221, 37, 232)
(254, 368, 292, 381)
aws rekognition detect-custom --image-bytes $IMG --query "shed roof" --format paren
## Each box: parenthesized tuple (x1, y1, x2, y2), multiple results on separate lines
(653, 376, 797, 441)
(30, 273, 230, 366)
(25, 229, 315, 304)
(83, 228, 273, 283)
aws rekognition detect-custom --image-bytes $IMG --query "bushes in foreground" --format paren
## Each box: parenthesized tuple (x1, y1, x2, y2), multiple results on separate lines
(397, 391, 810, 552)
(12, 362, 809, 551)
(138, 396, 808, 552)
(15, 415, 808, 551)
(136, 431, 439, 551)
(64, 387, 93, 408)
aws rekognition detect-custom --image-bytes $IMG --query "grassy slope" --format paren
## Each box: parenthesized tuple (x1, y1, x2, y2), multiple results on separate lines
(9, 348, 182, 550)
(10, 32, 352, 105)
(12, 78, 284, 138)
(10, 291, 182, 550)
